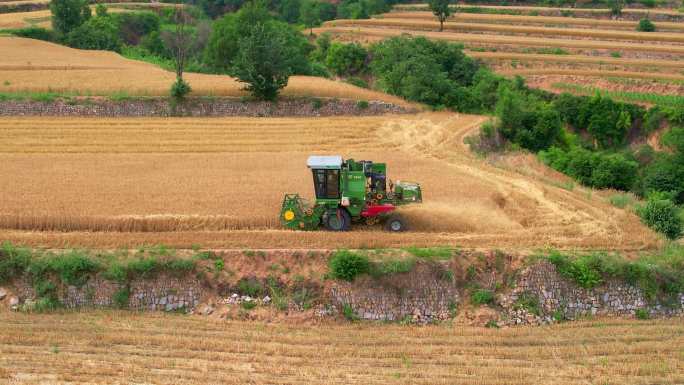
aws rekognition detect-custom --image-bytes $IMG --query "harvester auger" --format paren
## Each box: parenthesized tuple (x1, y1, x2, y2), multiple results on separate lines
(280, 156, 422, 232)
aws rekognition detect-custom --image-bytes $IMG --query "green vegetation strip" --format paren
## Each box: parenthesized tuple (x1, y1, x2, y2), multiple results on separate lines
(543, 247, 684, 304)
(0, 242, 209, 312)
(552, 82, 684, 107)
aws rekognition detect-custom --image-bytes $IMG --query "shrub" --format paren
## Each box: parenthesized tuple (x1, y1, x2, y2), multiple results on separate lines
(50, 0, 91, 35)
(113, 11, 160, 45)
(48, 251, 99, 287)
(237, 278, 264, 297)
(342, 303, 359, 321)
(356, 100, 369, 109)
(9, 27, 56, 42)
(513, 292, 540, 316)
(636, 18, 656, 32)
(635, 308, 650, 320)
(636, 196, 682, 240)
(112, 287, 130, 309)
(325, 42, 367, 76)
(241, 301, 257, 310)
(328, 250, 370, 281)
(66, 16, 122, 52)
(0, 242, 31, 284)
(170, 77, 192, 99)
(471, 289, 494, 306)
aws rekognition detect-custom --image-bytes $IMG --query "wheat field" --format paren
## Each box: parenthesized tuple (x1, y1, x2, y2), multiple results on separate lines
(0, 311, 682, 385)
(394, 3, 684, 16)
(0, 37, 413, 106)
(326, 18, 684, 43)
(0, 112, 660, 250)
(315, 26, 684, 54)
(381, 11, 684, 32)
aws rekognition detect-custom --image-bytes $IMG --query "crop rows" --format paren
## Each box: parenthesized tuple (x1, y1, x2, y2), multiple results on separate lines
(326, 18, 684, 43)
(381, 11, 684, 32)
(0, 113, 659, 250)
(394, 3, 684, 16)
(315, 26, 684, 54)
(1, 311, 683, 385)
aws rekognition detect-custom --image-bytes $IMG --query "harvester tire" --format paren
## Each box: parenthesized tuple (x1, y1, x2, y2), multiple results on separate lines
(325, 209, 351, 231)
(385, 214, 407, 232)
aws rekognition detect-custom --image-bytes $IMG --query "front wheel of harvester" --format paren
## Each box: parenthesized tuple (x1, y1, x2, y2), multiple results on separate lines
(385, 214, 407, 232)
(325, 209, 351, 231)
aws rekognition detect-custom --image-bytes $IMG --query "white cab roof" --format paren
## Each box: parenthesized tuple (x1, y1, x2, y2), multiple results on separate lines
(307, 155, 343, 169)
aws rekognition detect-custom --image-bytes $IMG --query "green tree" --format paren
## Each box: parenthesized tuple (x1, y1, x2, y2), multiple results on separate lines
(325, 42, 367, 76)
(279, 0, 301, 23)
(606, 0, 624, 17)
(50, 0, 91, 35)
(300, 0, 320, 35)
(428, 0, 451, 32)
(232, 23, 292, 100)
(65, 16, 121, 52)
(636, 18, 656, 32)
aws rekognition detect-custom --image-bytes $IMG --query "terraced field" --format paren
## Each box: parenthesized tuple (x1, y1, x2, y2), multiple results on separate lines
(1, 311, 683, 385)
(318, 4, 684, 103)
(0, 37, 411, 105)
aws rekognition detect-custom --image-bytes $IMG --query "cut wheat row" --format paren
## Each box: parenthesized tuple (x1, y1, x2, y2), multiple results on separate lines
(326, 18, 684, 43)
(467, 51, 684, 70)
(394, 3, 684, 16)
(382, 11, 684, 32)
(315, 26, 684, 54)
(1, 312, 682, 385)
(502, 68, 684, 81)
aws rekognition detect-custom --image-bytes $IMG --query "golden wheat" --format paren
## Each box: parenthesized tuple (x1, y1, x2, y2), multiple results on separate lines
(326, 18, 684, 43)
(394, 3, 684, 16)
(314, 26, 684, 54)
(468, 51, 684, 70)
(501, 68, 684, 80)
(0, 113, 660, 251)
(382, 11, 684, 32)
(0, 311, 682, 385)
(0, 37, 413, 106)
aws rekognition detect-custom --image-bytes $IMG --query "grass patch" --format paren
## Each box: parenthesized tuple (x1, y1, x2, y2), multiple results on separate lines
(609, 193, 634, 209)
(552, 82, 684, 107)
(471, 289, 495, 306)
(512, 292, 541, 316)
(544, 247, 684, 303)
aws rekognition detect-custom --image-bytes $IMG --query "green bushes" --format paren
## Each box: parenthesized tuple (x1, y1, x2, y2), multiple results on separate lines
(539, 146, 638, 191)
(636, 195, 682, 240)
(66, 16, 122, 52)
(325, 42, 367, 76)
(471, 289, 494, 306)
(8, 26, 56, 42)
(513, 292, 540, 316)
(112, 287, 130, 309)
(328, 250, 370, 281)
(636, 18, 656, 32)
(545, 249, 684, 302)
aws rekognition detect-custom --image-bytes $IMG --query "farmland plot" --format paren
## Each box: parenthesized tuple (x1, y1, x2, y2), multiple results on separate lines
(0, 311, 683, 385)
(0, 112, 659, 250)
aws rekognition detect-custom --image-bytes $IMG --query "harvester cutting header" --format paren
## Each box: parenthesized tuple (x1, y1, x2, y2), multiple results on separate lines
(280, 156, 422, 232)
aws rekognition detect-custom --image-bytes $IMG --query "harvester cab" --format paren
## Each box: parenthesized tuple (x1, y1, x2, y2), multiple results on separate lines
(280, 155, 422, 232)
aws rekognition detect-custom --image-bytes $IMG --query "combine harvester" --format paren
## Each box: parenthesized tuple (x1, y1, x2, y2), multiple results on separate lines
(280, 156, 422, 232)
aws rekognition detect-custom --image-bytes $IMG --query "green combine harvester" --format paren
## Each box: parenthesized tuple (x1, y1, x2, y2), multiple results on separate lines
(280, 156, 422, 232)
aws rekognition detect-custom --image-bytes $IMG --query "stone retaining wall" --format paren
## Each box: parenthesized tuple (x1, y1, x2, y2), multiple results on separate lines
(329, 263, 459, 323)
(0, 98, 410, 117)
(500, 261, 684, 325)
(11, 273, 202, 311)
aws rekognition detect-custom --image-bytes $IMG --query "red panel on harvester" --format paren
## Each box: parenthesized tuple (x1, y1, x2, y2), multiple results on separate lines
(361, 204, 396, 217)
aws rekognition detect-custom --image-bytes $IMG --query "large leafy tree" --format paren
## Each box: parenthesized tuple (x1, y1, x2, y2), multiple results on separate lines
(428, 0, 451, 32)
(50, 0, 91, 35)
(232, 23, 292, 100)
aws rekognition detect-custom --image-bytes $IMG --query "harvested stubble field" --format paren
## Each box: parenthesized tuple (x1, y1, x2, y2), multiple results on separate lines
(314, 26, 684, 55)
(381, 11, 684, 32)
(0, 37, 411, 106)
(394, 3, 684, 17)
(0, 311, 683, 384)
(0, 111, 660, 250)
(326, 18, 684, 43)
